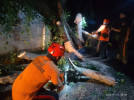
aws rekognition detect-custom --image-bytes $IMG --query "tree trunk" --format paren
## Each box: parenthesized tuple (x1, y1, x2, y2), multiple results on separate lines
(17, 51, 44, 60)
(82, 30, 98, 39)
(62, 16, 83, 49)
(57, 0, 63, 20)
(68, 58, 115, 86)
(64, 41, 84, 60)
(0, 72, 21, 84)
(74, 13, 84, 43)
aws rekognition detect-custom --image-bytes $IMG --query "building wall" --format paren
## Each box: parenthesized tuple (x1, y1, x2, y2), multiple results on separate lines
(0, 16, 51, 55)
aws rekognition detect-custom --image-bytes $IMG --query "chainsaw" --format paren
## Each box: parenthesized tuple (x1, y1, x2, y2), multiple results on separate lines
(43, 71, 65, 93)
(82, 30, 99, 40)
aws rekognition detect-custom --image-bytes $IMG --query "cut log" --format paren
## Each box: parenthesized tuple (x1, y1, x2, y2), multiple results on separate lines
(74, 13, 84, 43)
(64, 41, 85, 61)
(63, 25, 71, 41)
(62, 14, 83, 49)
(82, 30, 98, 40)
(17, 51, 44, 60)
(0, 72, 21, 84)
(68, 58, 115, 86)
(17, 45, 85, 61)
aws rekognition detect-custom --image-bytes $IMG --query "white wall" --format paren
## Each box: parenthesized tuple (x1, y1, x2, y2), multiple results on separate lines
(0, 12, 51, 55)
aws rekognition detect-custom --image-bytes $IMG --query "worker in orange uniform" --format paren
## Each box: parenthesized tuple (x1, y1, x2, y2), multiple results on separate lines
(92, 19, 111, 59)
(111, 12, 130, 64)
(12, 43, 65, 100)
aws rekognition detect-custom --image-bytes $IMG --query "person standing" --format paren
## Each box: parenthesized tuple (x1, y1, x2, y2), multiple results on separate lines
(92, 19, 111, 59)
(111, 12, 130, 64)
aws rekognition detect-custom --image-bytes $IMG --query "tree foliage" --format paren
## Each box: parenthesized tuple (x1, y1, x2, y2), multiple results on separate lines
(0, 0, 61, 35)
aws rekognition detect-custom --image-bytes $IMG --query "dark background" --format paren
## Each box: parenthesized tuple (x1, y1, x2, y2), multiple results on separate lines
(66, 0, 134, 23)
(65, 0, 134, 50)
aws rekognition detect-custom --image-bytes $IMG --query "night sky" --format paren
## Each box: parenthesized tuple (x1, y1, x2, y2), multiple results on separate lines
(66, 0, 134, 17)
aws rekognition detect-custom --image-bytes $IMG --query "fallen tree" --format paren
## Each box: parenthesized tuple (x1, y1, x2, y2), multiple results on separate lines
(62, 15, 85, 61)
(17, 52, 115, 86)
(64, 41, 84, 60)
(74, 13, 84, 43)
(17, 44, 85, 61)
(82, 30, 98, 40)
(0, 72, 21, 84)
(17, 51, 44, 60)
(68, 58, 115, 86)
(1, 54, 115, 86)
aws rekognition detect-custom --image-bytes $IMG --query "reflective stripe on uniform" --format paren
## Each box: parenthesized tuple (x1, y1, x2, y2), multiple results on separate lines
(32, 57, 47, 73)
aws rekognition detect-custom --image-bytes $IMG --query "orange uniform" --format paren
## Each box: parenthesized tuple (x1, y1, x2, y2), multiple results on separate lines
(97, 24, 110, 41)
(95, 23, 111, 58)
(12, 56, 62, 100)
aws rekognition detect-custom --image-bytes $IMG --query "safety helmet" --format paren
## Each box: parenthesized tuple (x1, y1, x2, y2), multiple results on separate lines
(103, 19, 110, 24)
(48, 43, 65, 57)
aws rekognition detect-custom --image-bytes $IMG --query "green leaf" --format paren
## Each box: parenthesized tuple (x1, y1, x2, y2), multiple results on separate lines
(121, 79, 124, 83)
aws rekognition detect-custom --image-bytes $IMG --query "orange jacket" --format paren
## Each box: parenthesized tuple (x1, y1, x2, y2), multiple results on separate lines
(12, 56, 62, 100)
(97, 25, 110, 41)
